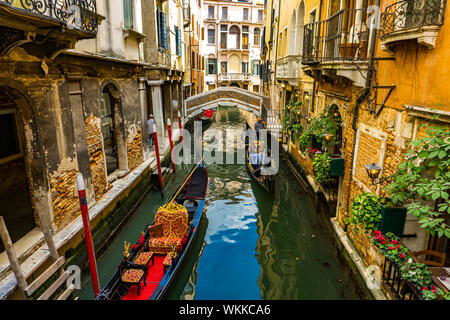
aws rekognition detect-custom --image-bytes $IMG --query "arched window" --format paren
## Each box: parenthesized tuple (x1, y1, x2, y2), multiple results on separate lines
(229, 25, 240, 49)
(288, 11, 296, 55)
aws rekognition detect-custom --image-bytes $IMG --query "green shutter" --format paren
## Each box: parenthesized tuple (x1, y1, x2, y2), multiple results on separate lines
(206, 58, 209, 75)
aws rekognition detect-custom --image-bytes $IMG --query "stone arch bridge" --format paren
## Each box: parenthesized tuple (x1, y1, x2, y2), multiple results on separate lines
(184, 87, 271, 121)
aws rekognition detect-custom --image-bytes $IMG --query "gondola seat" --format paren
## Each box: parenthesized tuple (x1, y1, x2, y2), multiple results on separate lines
(133, 251, 154, 266)
(163, 252, 176, 272)
(146, 203, 189, 254)
(119, 261, 147, 296)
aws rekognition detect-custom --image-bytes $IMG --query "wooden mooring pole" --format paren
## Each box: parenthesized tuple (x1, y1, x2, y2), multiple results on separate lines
(167, 118, 176, 173)
(153, 125, 164, 195)
(76, 173, 100, 298)
(0, 216, 28, 299)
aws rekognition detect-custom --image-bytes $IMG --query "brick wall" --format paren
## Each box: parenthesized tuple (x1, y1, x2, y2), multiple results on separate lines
(85, 115, 109, 201)
(127, 129, 144, 172)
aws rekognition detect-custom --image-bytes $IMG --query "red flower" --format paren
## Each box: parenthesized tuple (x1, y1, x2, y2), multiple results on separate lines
(400, 253, 405, 259)
(396, 245, 400, 250)
(381, 241, 386, 245)
(389, 246, 394, 250)
(392, 240, 398, 244)
(422, 286, 428, 291)
(433, 286, 437, 293)
(373, 230, 381, 236)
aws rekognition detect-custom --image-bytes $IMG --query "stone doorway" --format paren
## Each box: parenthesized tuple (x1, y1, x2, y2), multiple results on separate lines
(0, 88, 36, 252)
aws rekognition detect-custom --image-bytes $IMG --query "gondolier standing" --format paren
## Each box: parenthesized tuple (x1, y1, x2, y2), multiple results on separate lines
(147, 115, 155, 147)
(255, 117, 264, 141)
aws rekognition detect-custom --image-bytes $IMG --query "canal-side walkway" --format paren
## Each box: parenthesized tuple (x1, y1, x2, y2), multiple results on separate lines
(0, 129, 182, 299)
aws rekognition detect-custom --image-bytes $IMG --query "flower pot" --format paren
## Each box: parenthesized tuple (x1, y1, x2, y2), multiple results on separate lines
(379, 201, 406, 236)
(330, 157, 344, 176)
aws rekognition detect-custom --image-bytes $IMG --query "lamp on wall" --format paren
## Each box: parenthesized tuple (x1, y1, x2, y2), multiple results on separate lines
(306, 115, 312, 123)
(365, 162, 392, 186)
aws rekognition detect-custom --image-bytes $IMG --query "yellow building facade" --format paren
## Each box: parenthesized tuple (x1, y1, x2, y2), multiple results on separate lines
(265, 0, 450, 299)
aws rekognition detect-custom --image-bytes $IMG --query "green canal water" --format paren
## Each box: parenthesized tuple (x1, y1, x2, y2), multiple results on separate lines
(77, 106, 358, 300)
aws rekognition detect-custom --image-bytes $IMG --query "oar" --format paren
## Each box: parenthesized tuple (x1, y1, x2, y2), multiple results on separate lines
(169, 157, 204, 204)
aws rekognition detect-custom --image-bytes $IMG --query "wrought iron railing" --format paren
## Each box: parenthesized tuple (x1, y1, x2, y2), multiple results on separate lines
(0, 0, 97, 34)
(379, 0, 447, 38)
(382, 257, 424, 300)
(302, 8, 371, 64)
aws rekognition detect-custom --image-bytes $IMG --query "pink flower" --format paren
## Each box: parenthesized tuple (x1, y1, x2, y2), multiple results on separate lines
(392, 240, 398, 244)
(432, 286, 437, 293)
(389, 246, 394, 250)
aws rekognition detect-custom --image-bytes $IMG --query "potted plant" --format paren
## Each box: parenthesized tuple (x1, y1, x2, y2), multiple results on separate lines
(298, 131, 313, 153)
(347, 193, 382, 234)
(379, 197, 407, 236)
(312, 152, 333, 186)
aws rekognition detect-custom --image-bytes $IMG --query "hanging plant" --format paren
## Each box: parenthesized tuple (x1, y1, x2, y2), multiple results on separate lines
(291, 123, 303, 142)
(298, 131, 314, 152)
(312, 152, 333, 185)
(384, 124, 450, 238)
(347, 193, 382, 234)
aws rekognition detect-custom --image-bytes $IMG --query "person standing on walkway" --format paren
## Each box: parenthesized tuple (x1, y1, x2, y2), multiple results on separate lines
(147, 114, 155, 147)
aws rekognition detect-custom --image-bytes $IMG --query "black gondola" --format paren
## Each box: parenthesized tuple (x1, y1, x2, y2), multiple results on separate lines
(96, 162, 208, 300)
(245, 122, 277, 192)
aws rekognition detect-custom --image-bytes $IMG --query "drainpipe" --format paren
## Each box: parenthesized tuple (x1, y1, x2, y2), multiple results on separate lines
(350, 0, 379, 167)
(273, 0, 281, 119)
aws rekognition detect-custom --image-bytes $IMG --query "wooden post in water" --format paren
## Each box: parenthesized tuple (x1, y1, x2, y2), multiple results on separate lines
(0, 216, 28, 299)
(153, 125, 164, 195)
(76, 173, 100, 298)
(167, 118, 176, 173)
(178, 111, 183, 143)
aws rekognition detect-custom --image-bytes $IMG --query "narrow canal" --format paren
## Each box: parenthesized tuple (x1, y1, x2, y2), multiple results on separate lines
(77, 106, 358, 300)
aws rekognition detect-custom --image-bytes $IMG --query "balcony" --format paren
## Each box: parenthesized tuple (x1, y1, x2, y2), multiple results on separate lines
(275, 55, 301, 82)
(183, 1, 190, 27)
(379, 0, 447, 51)
(0, 0, 98, 36)
(218, 72, 251, 82)
(301, 8, 371, 87)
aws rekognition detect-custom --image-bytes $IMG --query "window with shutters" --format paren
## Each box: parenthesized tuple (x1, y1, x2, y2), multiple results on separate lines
(207, 57, 217, 75)
(220, 25, 227, 49)
(123, 0, 134, 29)
(242, 61, 248, 73)
(175, 26, 181, 56)
(242, 26, 249, 49)
(252, 60, 261, 75)
(254, 28, 260, 46)
(157, 8, 168, 50)
(221, 61, 227, 73)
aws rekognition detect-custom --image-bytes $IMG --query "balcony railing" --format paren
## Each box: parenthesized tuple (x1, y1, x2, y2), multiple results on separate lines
(276, 55, 301, 79)
(379, 0, 447, 38)
(218, 73, 251, 81)
(0, 0, 97, 34)
(302, 8, 371, 65)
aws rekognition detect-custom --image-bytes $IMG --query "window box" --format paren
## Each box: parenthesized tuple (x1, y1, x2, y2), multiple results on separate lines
(379, 198, 407, 235)
(330, 157, 344, 176)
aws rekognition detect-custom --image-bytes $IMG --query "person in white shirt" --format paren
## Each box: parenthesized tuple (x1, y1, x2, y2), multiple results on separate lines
(147, 115, 155, 146)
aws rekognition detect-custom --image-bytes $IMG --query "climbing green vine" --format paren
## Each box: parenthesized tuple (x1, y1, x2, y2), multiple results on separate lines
(384, 124, 450, 238)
